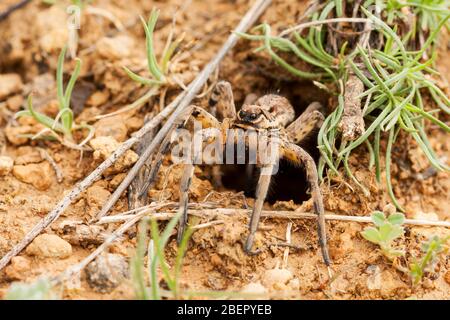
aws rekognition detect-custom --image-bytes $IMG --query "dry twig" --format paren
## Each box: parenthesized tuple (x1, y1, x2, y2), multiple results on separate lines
(97, 207, 450, 229)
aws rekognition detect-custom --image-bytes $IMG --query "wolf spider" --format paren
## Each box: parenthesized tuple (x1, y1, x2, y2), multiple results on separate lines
(139, 81, 331, 266)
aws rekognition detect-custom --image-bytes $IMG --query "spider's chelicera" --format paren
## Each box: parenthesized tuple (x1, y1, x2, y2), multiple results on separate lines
(139, 81, 331, 265)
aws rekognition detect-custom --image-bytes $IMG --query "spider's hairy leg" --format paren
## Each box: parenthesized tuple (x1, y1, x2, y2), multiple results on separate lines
(138, 105, 220, 198)
(176, 106, 222, 243)
(286, 102, 324, 144)
(208, 80, 236, 187)
(282, 142, 331, 266)
(177, 161, 195, 243)
(191, 106, 221, 129)
(137, 105, 195, 198)
(209, 80, 237, 120)
(244, 164, 275, 255)
(137, 130, 174, 199)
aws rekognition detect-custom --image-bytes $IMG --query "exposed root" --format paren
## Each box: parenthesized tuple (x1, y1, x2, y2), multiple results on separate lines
(38, 148, 63, 183)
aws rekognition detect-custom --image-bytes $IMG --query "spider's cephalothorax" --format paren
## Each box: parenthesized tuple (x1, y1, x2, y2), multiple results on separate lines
(139, 80, 331, 266)
(236, 94, 295, 130)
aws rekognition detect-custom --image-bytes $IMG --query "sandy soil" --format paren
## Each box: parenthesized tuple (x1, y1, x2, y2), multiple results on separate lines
(0, 0, 449, 300)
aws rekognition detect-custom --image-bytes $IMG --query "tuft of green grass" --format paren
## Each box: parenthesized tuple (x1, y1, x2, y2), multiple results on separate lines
(238, 1, 450, 210)
(361, 210, 405, 260)
(5, 278, 59, 300)
(15, 47, 94, 148)
(410, 235, 450, 285)
(99, 8, 184, 119)
(129, 210, 193, 300)
(123, 8, 182, 87)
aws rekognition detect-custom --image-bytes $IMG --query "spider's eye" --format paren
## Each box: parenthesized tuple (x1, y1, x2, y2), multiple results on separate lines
(250, 113, 257, 120)
(239, 110, 246, 118)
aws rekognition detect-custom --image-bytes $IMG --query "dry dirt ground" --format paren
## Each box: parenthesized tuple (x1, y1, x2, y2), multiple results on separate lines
(0, 0, 449, 300)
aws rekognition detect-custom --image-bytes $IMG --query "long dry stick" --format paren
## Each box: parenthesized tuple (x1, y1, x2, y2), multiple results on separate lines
(0, 0, 272, 271)
(95, 0, 272, 220)
(98, 208, 450, 228)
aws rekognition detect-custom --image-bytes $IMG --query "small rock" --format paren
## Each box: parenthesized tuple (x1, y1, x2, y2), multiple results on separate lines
(0, 74, 23, 100)
(15, 146, 43, 165)
(85, 253, 129, 293)
(97, 36, 134, 60)
(5, 125, 35, 145)
(287, 278, 300, 291)
(366, 265, 382, 291)
(94, 116, 128, 142)
(125, 117, 144, 132)
(241, 282, 268, 298)
(210, 253, 223, 267)
(379, 269, 407, 298)
(13, 162, 54, 191)
(262, 268, 293, 289)
(31, 195, 55, 215)
(0, 156, 14, 176)
(87, 90, 110, 107)
(86, 185, 111, 207)
(444, 271, 450, 285)
(26, 234, 72, 259)
(4, 256, 31, 280)
(40, 99, 59, 117)
(109, 173, 126, 189)
(36, 6, 68, 53)
(90, 136, 138, 174)
(383, 203, 397, 216)
(422, 278, 435, 289)
(86, 185, 111, 217)
(6, 95, 24, 111)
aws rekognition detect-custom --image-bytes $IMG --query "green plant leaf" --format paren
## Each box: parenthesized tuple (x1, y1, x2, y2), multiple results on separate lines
(387, 213, 405, 225)
(140, 9, 164, 81)
(385, 225, 404, 243)
(371, 211, 386, 227)
(378, 223, 394, 242)
(361, 227, 381, 244)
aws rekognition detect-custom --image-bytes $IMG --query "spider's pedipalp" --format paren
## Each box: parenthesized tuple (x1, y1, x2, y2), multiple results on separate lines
(286, 102, 324, 144)
(281, 141, 330, 266)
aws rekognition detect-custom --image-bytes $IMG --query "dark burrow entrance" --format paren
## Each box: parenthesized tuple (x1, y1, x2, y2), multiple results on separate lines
(219, 81, 328, 204)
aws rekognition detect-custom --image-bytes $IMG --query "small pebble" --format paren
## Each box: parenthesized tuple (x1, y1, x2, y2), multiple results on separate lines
(4, 256, 31, 280)
(85, 253, 129, 293)
(262, 268, 293, 288)
(0, 156, 14, 176)
(241, 282, 268, 298)
(13, 162, 54, 191)
(0, 73, 23, 100)
(26, 234, 72, 259)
